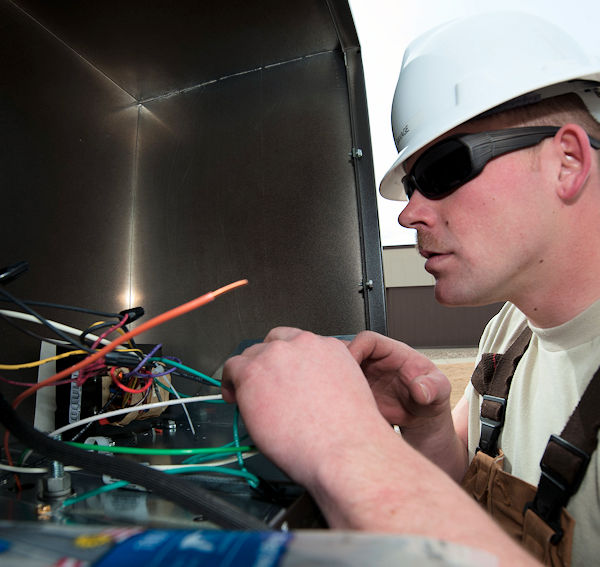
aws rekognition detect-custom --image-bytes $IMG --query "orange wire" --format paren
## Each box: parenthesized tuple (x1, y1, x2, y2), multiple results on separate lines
(3, 279, 248, 468)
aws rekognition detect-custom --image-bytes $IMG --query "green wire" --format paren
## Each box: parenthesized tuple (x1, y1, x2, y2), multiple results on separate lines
(154, 380, 190, 398)
(182, 437, 251, 465)
(149, 357, 221, 387)
(233, 406, 258, 489)
(153, 379, 225, 404)
(183, 450, 244, 465)
(66, 442, 253, 456)
(61, 465, 260, 508)
(62, 480, 129, 507)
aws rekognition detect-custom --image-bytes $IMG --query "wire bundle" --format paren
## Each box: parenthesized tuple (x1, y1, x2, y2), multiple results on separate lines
(0, 263, 264, 528)
(0, 394, 266, 530)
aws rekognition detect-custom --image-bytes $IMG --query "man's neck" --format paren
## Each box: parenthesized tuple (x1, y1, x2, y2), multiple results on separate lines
(514, 273, 600, 329)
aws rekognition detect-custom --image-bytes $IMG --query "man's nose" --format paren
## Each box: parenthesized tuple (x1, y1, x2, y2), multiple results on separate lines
(397, 190, 436, 229)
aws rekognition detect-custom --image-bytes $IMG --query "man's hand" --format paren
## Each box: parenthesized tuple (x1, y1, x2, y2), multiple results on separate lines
(221, 328, 540, 566)
(221, 327, 395, 489)
(348, 331, 467, 480)
(347, 330, 452, 427)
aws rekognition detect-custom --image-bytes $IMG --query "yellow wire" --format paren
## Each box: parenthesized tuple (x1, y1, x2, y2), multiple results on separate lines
(0, 347, 143, 370)
(0, 350, 88, 370)
(114, 326, 137, 350)
(87, 321, 136, 350)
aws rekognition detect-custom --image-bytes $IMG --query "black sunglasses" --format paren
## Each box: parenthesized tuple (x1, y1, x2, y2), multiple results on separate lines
(402, 126, 600, 200)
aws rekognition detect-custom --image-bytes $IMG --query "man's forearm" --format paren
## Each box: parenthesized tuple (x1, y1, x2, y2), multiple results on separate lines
(306, 430, 539, 567)
(400, 409, 470, 482)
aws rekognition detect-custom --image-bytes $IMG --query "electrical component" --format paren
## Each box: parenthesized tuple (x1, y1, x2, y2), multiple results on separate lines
(0, 393, 267, 529)
(0, 277, 311, 533)
(0, 278, 294, 532)
(119, 306, 145, 323)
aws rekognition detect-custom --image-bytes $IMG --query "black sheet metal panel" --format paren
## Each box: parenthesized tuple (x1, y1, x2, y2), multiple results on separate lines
(1, 0, 384, 404)
(133, 53, 368, 373)
(0, 1, 139, 424)
(9, 0, 340, 101)
(0, 3, 137, 301)
(328, 0, 387, 333)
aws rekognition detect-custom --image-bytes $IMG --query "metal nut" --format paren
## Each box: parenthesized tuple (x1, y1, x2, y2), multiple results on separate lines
(39, 472, 72, 500)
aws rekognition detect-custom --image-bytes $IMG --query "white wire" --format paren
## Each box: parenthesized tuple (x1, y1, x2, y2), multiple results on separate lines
(0, 463, 80, 474)
(164, 379, 196, 436)
(0, 309, 116, 347)
(49, 394, 222, 438)
(152, 454, 258, 470)
(0, 453, 257, 475)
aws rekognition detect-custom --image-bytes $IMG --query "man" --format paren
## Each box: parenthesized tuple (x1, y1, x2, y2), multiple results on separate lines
(222, 11, 600, 567)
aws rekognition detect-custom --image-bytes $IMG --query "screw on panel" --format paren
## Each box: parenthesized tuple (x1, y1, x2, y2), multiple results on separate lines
(38, 434, 73, 501)
(350, 147, 363, 159)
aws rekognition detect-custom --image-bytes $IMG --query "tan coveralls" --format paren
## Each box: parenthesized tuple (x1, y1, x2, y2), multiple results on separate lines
(460, 328, 599, 567)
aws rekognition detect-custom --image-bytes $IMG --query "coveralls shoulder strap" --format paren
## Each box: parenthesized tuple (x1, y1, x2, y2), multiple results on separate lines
(462, 327, 600, 567)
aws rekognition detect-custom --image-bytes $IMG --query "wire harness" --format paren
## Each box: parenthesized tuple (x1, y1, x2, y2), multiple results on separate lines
(0, 271, 272, 527)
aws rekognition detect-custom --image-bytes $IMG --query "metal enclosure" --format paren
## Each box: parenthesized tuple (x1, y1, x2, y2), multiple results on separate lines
(0, 1, 385, 410)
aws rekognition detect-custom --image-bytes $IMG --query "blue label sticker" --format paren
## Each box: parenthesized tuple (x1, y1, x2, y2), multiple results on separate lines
(93, 530, 291, 567)
(0, 539, 11, 553)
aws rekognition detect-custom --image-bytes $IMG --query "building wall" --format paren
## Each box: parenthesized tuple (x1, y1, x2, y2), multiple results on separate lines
(383, 247, 503, 347)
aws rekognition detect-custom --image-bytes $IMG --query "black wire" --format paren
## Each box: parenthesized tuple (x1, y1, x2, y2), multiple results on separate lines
(120, 324, 139, 350)
(79, 320, 119, 347)
(0, 311, 144, 375)
(0, 311, 74, 349)
(170, 369, 220, 387)
(0, 393, 269, 530)
(80, 319, 139, 352)
(70, 390, 122, 442)
(0, 288, 94, 354)
(0, 297, 119, 318)
(105, 351, 144, 366)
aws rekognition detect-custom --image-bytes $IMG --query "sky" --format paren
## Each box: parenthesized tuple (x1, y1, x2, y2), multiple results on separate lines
(348, 0, 600, 246)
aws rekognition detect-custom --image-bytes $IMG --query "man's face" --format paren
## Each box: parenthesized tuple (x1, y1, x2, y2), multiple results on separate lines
(398, 120, 556, 308)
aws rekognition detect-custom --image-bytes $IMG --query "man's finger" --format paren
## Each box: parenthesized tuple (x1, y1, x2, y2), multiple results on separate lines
(264, 326, 305, 342)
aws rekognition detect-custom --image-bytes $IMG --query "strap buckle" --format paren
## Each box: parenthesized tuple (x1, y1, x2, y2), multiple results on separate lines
(477, 395, 506, 456)
(524, 435, 591, 544)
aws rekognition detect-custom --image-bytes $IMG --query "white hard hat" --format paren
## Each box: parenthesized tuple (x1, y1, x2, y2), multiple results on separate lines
(379, 11, 600, 201)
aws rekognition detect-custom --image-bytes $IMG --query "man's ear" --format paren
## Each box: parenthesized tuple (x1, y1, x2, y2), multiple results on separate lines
(555, 124, 592, 201)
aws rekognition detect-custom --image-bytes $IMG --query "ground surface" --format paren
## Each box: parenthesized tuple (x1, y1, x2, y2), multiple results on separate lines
(417, 348, 478, 409)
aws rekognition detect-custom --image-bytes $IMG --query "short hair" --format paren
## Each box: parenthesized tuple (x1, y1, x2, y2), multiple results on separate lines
(474, 93, 600, 139)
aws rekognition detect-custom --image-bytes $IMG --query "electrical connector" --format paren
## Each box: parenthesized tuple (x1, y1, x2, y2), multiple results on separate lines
(119, 306, 145, 323)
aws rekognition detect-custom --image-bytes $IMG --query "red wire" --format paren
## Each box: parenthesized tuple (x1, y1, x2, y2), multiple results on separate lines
(3, 279, 248, 470)
(75, 360, 106, 387)
(91, 313, 130, 349)
(0, 376, 76, 388)
(110, 367, 153, 394)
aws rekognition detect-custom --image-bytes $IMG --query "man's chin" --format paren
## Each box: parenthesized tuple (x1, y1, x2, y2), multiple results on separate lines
(433, 283, 489, 308)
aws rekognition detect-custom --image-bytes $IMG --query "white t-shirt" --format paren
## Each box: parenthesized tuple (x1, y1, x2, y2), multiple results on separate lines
(464, 301, 600, 567)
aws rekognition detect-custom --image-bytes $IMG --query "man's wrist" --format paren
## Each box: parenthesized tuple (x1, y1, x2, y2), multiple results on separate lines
(308, 426, 410, 529)
(398, 410, 468, 482)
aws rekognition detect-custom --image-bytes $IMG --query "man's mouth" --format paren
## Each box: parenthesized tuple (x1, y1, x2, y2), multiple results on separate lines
(418, 247, 448, 260)
(418, 245, 452, 274)
(419, 248, 437, 259)
(417, 233, 450, 261)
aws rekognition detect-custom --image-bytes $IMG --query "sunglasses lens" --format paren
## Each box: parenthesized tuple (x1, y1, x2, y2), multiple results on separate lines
(411, 139, 473, 199)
